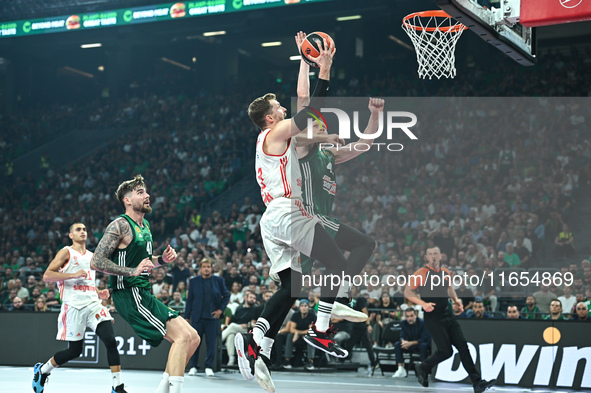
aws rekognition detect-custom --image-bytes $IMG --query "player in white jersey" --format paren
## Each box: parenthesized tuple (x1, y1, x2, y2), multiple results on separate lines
(235, 37, 359, 393)
(32, 223, 127, 393)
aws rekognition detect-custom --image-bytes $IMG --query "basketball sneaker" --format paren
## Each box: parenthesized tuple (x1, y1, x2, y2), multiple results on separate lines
(331, 301, 368, 323)
(304, 324, 348, 358)
(32, 362, 49, 393)
(112, 383, 128, 393)
(474, 378, 496, 393)
(255, 354, 275, 393)
(235, 332, 258, 382)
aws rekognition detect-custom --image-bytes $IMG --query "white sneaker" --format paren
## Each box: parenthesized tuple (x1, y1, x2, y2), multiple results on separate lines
(331, 301, 368, 323)
(188, 367, 197, 376)
(392, 367, 407, 378)
(205, 368, 215, 377)
(255, 356, 275, 393)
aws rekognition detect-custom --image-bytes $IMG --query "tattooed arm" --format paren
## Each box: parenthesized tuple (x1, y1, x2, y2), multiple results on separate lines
(90, 217, 154, 276)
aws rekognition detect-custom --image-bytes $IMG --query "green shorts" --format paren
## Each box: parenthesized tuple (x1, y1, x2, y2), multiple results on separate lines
(112, 287, 180, 347)
(301, 214, 340, 275)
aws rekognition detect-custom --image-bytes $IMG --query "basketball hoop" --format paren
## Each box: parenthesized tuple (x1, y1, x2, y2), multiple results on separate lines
(402, 10, 467, 79)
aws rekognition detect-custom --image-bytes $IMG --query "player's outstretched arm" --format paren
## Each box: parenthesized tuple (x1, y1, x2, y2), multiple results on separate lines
(43, 248, 88, 282)
(329, 98, 385, 164)
(90, 218, 154, 276)
(295, 31, 311, 112)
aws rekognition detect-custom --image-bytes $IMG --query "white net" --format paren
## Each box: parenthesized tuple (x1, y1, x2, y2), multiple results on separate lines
(402, 11, 466, 79)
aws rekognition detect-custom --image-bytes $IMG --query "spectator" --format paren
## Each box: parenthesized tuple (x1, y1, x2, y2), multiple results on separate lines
(44, 289, 60, 309)
(570, 302, 590, 322)
(9, 296, 26, 312)
(15, 278, 30, 302)
(504, 244, 520, 268)
(543, 299, 567, 321)
(170, 292, 185, 309)
(533, 285, 558, 313)
(558, 286, 577, 315)
(170, 258, 191, 292)
(221, 292, 261, 366)
(283, 300, 317, 370)
(271, 304, 295, 370)
(506, 305, 523, 319)
(555, 223, 574, 258)
(392, 308, 431, 378)
(521, 296, 540, 319)
(34, 297, 48, 312)
(371, 293, 399, 346)
(467, 299, 496, 319)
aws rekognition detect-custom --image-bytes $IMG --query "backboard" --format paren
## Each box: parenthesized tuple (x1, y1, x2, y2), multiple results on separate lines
(436, 0, 536, 65)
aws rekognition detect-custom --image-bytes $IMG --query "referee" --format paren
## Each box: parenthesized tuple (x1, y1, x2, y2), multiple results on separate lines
(404, 247, 495, 393)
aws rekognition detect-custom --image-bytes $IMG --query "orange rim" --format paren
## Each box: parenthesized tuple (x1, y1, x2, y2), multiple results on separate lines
(402, 10, 467, 33)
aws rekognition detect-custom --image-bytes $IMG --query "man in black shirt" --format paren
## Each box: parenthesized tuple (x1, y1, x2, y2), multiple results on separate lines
(283, 300, 317, 370)
(405, 247, 495, 393)
(392, 308, 431, 378)
(221, 292, 261, 366)
(344, 294, 377, 369)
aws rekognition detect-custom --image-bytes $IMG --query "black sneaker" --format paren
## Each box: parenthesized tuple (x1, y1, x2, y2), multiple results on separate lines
(474, 378, 496, 393)
(235, 332, 258, 382)
(111, 384, 128, 393)
(415, 362, 429, 387)
(304, 324, 348, 358)
(32, 363, 49, 393)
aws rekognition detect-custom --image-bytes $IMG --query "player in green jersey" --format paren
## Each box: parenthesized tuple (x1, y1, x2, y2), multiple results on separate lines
(91, 174, 200, 393)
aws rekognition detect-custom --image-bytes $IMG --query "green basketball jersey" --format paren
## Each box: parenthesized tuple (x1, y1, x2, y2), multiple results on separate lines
(109, 214, 153, 291)
(299, 145, 336, 216)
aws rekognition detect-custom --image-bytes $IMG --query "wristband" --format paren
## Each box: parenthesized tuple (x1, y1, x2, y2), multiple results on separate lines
(158, 256, 166, 265)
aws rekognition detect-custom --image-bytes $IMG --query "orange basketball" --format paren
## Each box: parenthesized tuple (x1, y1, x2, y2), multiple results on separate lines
(300, 32, 335, 68)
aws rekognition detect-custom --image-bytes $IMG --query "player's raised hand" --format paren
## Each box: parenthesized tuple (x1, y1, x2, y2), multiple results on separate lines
(162, 244, 177, 263)
(369, 97, 385, 113)
(295, 31, 306, 51)
(135, 258, 155, 276)
(311, 37, 336, 70)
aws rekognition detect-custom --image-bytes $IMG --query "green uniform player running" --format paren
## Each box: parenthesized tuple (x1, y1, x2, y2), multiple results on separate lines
(91, 174, 200, 393)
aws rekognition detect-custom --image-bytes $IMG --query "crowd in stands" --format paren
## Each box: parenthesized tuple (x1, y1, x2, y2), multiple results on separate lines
(1, 38, 591, 370)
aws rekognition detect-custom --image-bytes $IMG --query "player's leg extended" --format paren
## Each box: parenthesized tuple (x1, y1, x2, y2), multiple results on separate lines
(334, 223, 376, 277)
(162, 317, 200, 392)
(95, 321, 127, 392)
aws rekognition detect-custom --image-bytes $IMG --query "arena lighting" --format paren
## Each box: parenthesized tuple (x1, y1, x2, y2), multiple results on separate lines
(203, 30, 226, 36)
(336, 15, 361, 21)
(80, 43, 102, 49)
(388, 35, 414, 51)
(161, 57, 191, 70)
(261, 41, 282, 47)
(63, 66, 94, 78)
(290, 55, 302, 61)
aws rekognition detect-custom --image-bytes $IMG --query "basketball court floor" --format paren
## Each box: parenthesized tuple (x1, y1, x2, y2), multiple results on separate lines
(2, 366, 574, 393)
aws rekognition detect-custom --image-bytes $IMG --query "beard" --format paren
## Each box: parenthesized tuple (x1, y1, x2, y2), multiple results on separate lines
(141, 205, 152, 214)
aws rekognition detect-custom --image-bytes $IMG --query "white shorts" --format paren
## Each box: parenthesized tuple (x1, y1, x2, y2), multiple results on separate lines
(260, 198, 320, 283)
(56, 301, 113, 341)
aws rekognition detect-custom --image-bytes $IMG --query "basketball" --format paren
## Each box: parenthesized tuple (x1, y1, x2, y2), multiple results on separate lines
(300, 31, 335, 68)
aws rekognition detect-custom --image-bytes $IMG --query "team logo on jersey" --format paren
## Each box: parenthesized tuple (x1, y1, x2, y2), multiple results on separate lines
(135, 226, 141, 234)
(326, 162, 334, 174)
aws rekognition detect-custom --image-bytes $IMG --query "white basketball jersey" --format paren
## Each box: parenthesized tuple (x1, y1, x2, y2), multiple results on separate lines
(255, 128, 302, 206)
(58, 246, 99, 309)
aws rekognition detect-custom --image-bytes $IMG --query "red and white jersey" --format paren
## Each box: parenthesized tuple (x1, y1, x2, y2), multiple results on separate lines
(58, 246, 99, 309)
(255, 128, 302, 206)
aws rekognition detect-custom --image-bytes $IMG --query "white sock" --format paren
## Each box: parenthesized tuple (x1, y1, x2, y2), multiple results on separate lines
(252, 318, 270, 345)
(154, 372, 170, 393)
(41, 360, 56, 374)
(260, 337, 274, 359)
(112, 371, 122, 388)
(169, 376, 184, 393)
(316, 301, 334, 332)
(336, 280, 352, 299)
